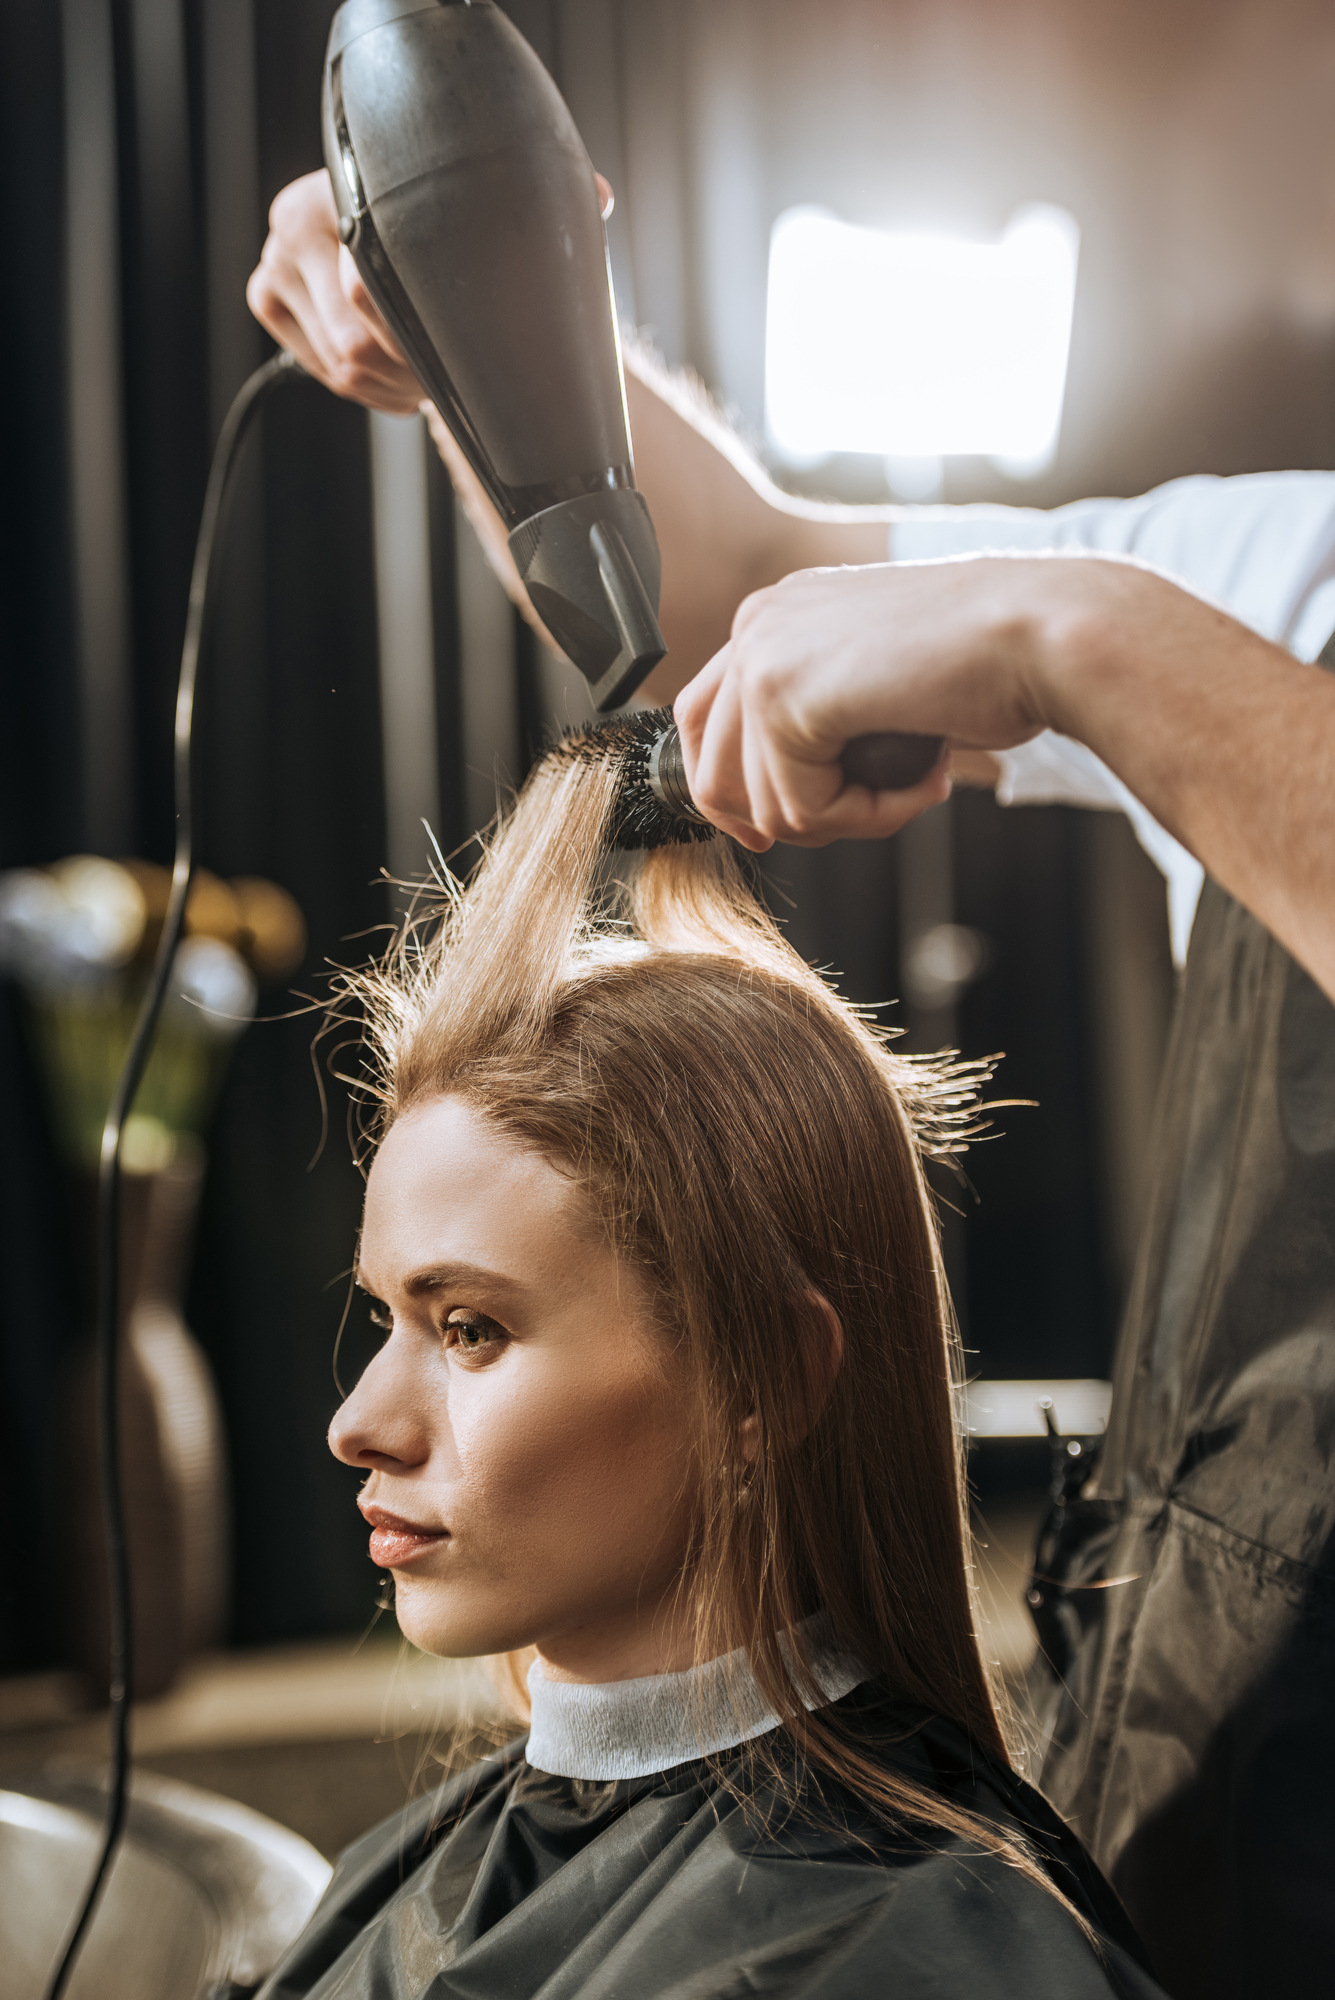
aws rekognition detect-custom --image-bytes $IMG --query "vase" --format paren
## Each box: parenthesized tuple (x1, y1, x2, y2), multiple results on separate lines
(57, 1136, 230, 1701)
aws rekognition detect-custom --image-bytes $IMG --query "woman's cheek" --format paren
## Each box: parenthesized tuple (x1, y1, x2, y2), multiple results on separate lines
(474, 1364, 648, 1528)
(448, 1362, 576, 1512)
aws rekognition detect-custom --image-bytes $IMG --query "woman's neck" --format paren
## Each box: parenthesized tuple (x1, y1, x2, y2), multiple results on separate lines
(533, 1601, 703, 1686)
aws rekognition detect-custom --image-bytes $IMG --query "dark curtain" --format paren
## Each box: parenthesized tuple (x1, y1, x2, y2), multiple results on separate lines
(0, 0, 403, 1665)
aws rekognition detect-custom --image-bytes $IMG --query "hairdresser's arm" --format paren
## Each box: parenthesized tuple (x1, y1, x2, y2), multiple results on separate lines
(244, 171, 891, 683)
(674, 552, 1335, 1000)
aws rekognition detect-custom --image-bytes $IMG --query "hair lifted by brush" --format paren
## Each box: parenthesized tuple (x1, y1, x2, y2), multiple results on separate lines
(337, 744, 988, 1165)
(326, 740, 1070, 1910)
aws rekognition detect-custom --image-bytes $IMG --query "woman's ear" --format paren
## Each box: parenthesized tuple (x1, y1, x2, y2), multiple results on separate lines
(737, 1291, 845, 1464)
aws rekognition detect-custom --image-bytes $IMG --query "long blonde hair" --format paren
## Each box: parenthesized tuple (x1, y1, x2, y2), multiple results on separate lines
(332, 744, 1054, 1891)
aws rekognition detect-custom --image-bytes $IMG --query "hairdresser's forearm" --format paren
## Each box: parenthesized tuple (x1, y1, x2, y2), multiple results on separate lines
(621, 351, 891, 692)
(1040, 577, 1335, 997)
(676, 553, 1333, 993)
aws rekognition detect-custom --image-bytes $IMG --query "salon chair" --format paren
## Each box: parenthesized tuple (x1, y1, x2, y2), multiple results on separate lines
(0, 1765, 330, 1998)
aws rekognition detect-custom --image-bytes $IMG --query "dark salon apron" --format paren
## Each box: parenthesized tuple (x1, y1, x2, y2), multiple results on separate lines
(1030, 640, 1335, 2000)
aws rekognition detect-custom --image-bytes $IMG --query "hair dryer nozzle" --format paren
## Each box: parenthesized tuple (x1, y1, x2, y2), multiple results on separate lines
(508, 491, 666, 710)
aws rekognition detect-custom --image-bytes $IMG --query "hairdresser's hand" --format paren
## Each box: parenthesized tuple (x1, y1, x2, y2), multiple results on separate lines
(247, 169, 617, 415)
(247, 166, 615, 649)
(673, 556, 1066, 849)
(247, 171, 420, 410)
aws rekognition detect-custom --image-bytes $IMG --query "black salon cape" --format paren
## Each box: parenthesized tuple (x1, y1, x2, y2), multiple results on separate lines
(256, 1689, 1166, 2000)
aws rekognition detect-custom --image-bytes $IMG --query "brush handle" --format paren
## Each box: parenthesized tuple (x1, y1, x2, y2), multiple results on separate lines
(647, 721, 945, 828)
(840, 730, 944, 792)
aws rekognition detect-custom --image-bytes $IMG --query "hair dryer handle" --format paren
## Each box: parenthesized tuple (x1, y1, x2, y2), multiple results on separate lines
(840, 731, 944, 792)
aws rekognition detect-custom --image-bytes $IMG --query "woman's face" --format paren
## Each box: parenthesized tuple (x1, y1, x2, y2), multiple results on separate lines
(329, 1093, 699, 1682)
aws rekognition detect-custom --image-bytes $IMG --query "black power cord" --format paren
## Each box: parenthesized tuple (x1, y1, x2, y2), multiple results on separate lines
(44, 350, 304, 2000)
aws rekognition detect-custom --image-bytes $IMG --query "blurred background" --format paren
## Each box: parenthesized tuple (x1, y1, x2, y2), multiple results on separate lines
(3, 0, 1334, 1838)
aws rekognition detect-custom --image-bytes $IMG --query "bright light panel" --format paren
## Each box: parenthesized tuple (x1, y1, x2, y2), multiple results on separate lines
(764, 203, 1080, 470)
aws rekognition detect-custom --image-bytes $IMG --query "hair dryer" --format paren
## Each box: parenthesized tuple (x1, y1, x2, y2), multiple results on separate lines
(322, 0, 662, 711)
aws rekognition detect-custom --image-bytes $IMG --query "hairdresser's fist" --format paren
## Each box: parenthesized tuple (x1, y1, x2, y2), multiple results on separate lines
(674, 556, 1065, 850)
(247, 169, 617, 416)
(246, 171, 422, 411)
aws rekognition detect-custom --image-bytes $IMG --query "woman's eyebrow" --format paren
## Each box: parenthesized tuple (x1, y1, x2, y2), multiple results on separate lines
(354, 1261, 526, 1301)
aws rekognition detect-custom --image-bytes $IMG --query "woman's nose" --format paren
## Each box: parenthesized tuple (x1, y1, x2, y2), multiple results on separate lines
(327, 1338, 430, 1471)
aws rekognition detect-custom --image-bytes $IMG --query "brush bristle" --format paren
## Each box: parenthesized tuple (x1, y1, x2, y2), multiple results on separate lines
(552, 706, 717, 851)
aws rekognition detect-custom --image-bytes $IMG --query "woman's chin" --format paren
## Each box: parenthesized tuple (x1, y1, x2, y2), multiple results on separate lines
(389, 1573, 514, 1660)
(389, 1574, 451, 1654)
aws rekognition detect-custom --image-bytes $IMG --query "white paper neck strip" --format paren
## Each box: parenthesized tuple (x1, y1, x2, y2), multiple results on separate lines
(525, 1616, 869, 1782)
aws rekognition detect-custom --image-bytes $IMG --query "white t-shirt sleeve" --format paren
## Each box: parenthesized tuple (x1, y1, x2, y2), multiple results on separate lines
(889, 472, 1335, 961)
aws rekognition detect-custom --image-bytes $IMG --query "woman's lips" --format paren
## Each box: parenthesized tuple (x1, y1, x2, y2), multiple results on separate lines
(361, 1503, 449, 1569)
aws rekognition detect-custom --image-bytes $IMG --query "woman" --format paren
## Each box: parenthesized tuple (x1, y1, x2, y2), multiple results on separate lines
(258, 742, 1165, 2000)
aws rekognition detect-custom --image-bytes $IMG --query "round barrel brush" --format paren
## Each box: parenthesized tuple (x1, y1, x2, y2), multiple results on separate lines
(557, 708, 944, 850)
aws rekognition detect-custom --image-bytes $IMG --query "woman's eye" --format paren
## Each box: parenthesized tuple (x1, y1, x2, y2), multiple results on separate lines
(446, 1311, 498, 1352)
(366, 1300, 392, 1331)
